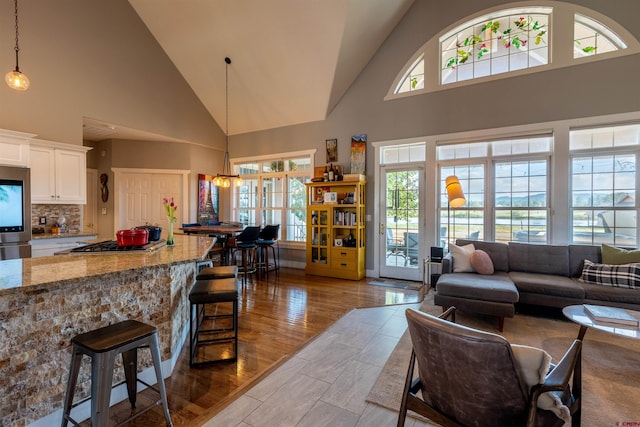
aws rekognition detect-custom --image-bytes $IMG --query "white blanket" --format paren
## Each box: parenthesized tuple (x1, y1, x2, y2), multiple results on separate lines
(511, 344, 571, 426)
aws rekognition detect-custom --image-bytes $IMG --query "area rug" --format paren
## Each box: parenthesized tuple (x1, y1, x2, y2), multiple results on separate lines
(368, 279, 424, 291)
(366, 294, 640, 425)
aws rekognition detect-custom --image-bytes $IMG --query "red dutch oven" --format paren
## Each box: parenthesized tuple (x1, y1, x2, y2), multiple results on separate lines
(116, 228, 149, 247)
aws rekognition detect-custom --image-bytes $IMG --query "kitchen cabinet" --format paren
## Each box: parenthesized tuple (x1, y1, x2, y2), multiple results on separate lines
(0, 129, 35, 167)
(30, 140, 90, 204)
(305, 179, 366, 280)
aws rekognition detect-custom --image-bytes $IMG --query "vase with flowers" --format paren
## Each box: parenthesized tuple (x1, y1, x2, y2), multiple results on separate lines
(163, 197, 177, 246)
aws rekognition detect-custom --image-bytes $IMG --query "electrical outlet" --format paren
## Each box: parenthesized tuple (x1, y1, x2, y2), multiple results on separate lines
(39, 216, 46, 225)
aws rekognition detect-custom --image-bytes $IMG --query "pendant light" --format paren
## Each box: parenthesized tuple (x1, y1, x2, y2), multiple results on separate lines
(5, 0, 29, 91)
(214, 57, 242, 187)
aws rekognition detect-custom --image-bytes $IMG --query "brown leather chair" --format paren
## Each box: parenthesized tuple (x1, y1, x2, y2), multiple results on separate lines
(398, 308, 582, 427)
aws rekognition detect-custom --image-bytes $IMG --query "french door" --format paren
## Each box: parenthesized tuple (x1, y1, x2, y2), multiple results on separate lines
(379, 166, 424, 281)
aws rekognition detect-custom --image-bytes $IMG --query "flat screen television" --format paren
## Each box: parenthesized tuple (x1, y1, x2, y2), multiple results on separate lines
(0, 179, 25, 233)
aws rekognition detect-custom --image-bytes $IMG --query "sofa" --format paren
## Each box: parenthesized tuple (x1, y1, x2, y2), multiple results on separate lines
(434, 239, 640, 330)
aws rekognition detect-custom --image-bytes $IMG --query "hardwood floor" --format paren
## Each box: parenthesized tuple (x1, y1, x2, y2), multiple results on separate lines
(104, 268, 422, 426)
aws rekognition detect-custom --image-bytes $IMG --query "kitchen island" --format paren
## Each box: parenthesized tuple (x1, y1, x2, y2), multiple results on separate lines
(0, 234, 214, 426)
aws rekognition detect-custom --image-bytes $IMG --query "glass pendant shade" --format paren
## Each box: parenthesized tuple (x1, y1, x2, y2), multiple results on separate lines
(6, 69, 29, 90)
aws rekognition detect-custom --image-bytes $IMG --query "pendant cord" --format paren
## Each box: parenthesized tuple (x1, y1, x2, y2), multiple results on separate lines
(13, 0, 20, 71)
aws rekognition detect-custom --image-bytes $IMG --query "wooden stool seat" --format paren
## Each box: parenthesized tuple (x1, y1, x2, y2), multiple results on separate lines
(196, 265, 238, 280)
(61, 319, 172, 426)
(189, 278, 239, 366)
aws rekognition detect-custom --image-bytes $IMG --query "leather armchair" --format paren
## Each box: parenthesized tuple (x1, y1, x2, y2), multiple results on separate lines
(398, 307, 582, 427)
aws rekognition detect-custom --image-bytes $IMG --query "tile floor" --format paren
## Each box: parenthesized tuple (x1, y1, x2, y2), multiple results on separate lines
(203, 302, 436, 427)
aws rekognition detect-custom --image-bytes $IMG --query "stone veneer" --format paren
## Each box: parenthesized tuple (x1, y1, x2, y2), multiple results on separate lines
(31, 204, 81, 233)
(0, 235, 213, 426)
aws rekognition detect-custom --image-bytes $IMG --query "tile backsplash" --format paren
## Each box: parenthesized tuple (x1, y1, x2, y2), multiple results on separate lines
(32, 204, 81, 232)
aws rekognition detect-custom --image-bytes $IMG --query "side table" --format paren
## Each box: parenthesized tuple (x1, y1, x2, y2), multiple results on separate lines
(423, 257, 442, 289)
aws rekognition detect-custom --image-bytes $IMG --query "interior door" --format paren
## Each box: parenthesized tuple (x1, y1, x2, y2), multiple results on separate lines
(379, 167, 423, 281)
(116, 172, 183, 230)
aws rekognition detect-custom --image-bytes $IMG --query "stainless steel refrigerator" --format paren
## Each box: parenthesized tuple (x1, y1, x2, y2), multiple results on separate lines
(0, 165, 31, 260)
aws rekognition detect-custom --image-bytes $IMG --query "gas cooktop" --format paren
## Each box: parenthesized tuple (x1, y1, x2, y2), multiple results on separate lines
(69, 239, 166, 253)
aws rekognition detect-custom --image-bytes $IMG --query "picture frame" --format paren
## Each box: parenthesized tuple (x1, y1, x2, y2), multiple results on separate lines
(324, 192, 337, 203)
(326, 138, 338, 163)
(334, 238, 343, 247)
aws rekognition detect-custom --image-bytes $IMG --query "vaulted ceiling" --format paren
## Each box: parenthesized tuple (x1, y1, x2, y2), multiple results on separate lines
(120, 0, 414, 138)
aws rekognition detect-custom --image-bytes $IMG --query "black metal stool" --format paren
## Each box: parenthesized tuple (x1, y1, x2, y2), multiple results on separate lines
(256, 225, 280, 278)
(196, 265, 238, 280)
(61, 320, 172, 427)
(189, 278, 238, 366)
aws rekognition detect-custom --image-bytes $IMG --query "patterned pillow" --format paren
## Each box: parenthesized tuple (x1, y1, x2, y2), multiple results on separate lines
(579, 259, 640, 289)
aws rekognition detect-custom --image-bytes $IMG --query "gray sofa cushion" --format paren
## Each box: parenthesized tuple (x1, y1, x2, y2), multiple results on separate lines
(509, 272, 585, 299)
(568, 244, 601, 278)
(456, 239, 509, 272)
(508, 242, 569, 277)
(581, 281, 640, 305)
(436, 272, 519, 303)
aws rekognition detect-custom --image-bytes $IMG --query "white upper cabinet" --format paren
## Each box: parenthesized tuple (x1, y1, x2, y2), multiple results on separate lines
(0, 129, 35, 167)
(30, 140, 90, 204)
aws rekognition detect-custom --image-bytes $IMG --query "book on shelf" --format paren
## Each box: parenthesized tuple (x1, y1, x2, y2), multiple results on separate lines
(583, 304, 639, 327)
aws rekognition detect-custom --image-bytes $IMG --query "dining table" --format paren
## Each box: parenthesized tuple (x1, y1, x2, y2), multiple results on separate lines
(179, 224, 245, 265)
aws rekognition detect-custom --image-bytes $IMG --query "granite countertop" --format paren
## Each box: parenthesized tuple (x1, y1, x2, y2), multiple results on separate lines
(0, 234, 214, 291)
(31, 232, 98, 240)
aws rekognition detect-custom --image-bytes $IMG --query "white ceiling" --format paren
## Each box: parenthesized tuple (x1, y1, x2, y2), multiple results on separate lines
(83, 0, 414, 141)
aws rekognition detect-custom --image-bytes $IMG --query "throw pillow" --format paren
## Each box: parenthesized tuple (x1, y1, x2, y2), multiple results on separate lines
(450, 243, 475, 273)
(579, 259, 640, 289)
(511, 344, 571, 425)
(601, 243, 640, 265)
(470, 250, 494, 275)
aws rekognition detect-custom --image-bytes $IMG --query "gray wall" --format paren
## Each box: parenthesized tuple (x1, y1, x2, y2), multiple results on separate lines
(231, 0, 640, 268)
(0, 0, 222, 148)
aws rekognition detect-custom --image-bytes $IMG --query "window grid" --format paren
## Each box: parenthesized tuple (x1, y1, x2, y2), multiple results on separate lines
(440, 11, 550, 85)
(394, 5, 634, 95)
(233, 155, 312, 242)
(440, 164, 486, 245)
(494, 159, 548, 243)
(438, 136, 552, 245)
(571, 151, 637, 246)
(574, 14, 625, 58)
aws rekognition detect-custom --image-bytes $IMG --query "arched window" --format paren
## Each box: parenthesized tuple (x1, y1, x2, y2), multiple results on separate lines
(574, 14, 626, 58)
(389, 3, 640, 98)
(440, 7, 550, 85)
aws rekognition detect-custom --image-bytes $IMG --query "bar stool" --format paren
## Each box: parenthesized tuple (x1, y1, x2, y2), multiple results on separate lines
(196, 265, 238, 280)
(256, 224, 280, 278)
(61, 320, 173, 427)
(229, 226, 261, 284)
(189, 278, 238, 366)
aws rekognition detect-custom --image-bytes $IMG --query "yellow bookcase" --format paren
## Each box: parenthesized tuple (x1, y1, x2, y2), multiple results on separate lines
(305, 180, 366, 280)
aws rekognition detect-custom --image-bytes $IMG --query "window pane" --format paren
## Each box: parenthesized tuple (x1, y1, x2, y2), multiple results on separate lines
(494, 159, 548, 243)
(570, 124, 640, 150)
(440, 9, 551, 85)
(570, 137, 637, 245)
(574, 14, 625, 59)
(440, 165, 485, 248)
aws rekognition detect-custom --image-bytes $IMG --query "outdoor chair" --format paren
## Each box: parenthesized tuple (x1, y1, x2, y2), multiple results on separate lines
(398, 307, 582, 427)
(404, 232, 419, 266)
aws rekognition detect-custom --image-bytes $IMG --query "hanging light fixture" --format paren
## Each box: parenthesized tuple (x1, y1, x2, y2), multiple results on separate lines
(5, 0, 29, 91)
(214, 57, 242, 187)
